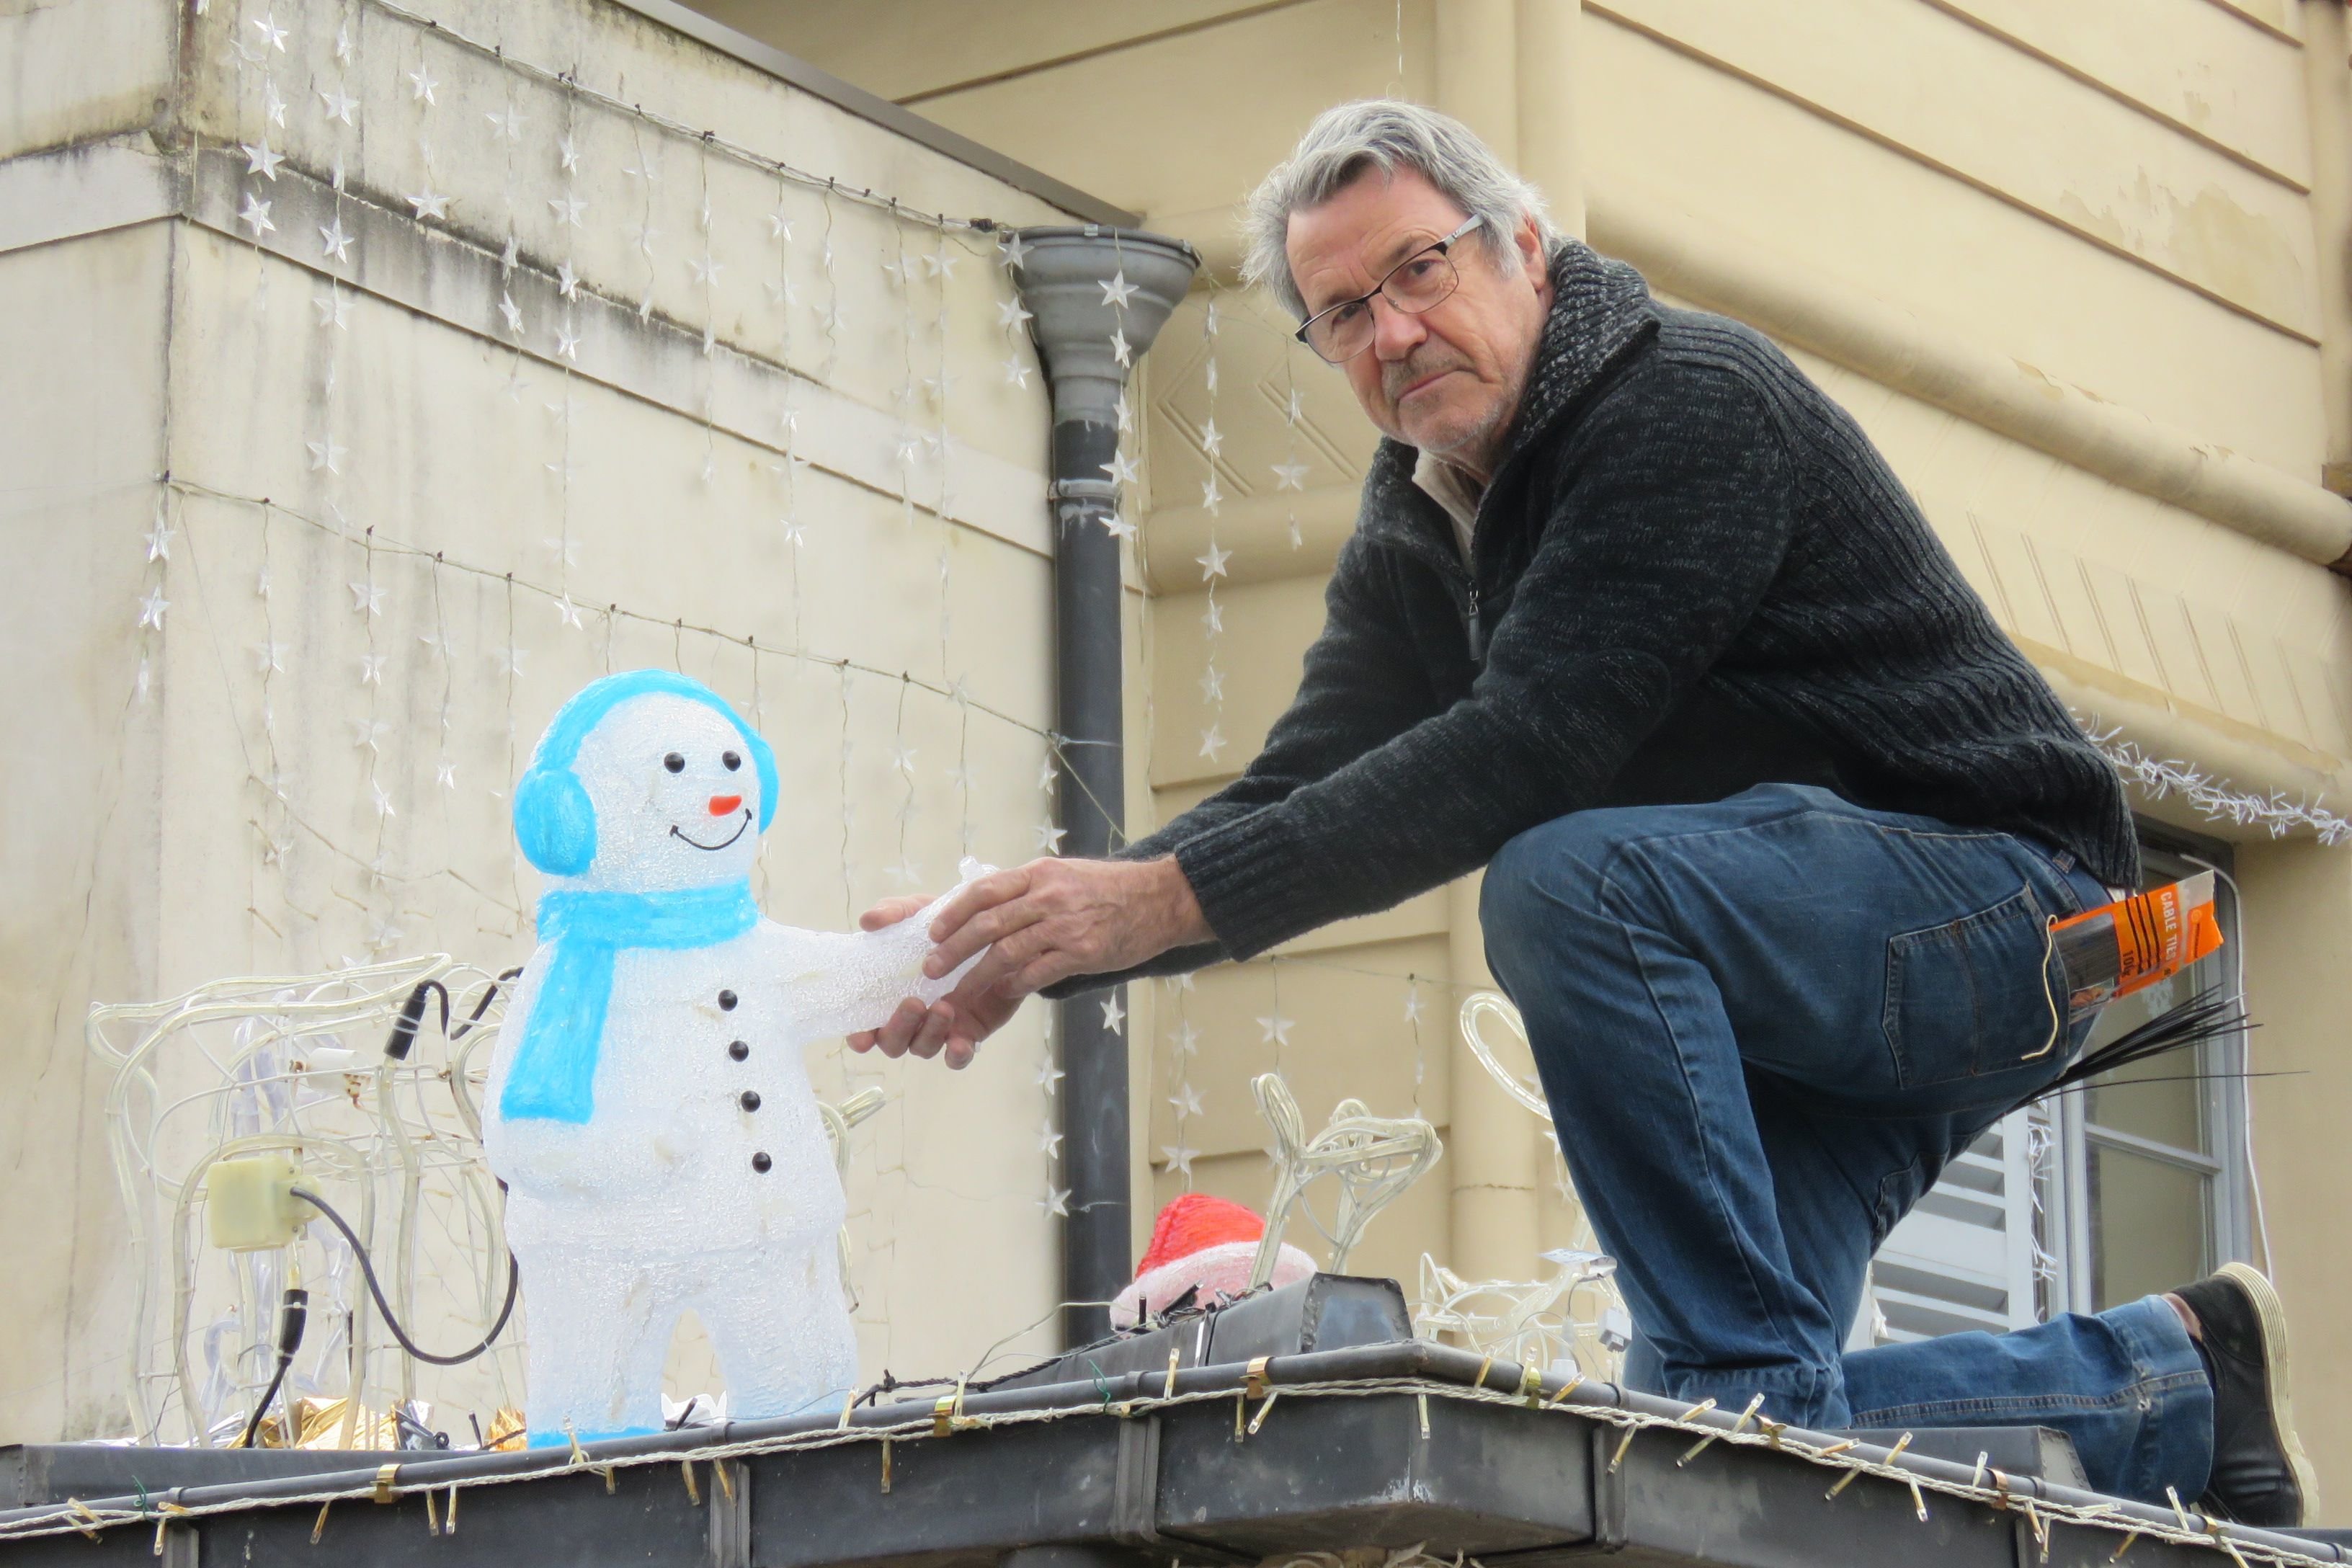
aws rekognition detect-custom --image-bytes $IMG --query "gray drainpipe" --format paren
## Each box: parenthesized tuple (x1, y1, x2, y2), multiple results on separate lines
(1012, 226, 1199, 1346)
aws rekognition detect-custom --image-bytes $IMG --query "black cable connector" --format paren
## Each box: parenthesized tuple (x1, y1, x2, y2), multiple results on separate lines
(236, 1286, 309, 1448)
(290, 1187, 520, 1367)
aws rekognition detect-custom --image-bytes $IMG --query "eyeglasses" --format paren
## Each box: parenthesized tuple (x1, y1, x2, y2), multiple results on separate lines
(1293, 215, 1484, 363)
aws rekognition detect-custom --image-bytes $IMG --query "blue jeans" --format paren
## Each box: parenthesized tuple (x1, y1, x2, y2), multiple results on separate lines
(1481, 783, 2211, 1504)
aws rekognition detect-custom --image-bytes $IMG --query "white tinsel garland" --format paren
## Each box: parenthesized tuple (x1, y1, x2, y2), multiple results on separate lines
(2083, 721, 2351, 846)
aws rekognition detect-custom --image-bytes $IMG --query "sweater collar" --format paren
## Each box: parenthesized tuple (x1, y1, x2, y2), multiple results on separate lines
(1358, 241, 1657, 561)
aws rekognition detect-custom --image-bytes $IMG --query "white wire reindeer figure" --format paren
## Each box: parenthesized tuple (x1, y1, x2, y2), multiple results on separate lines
(1247, 1074, 1442, 1289)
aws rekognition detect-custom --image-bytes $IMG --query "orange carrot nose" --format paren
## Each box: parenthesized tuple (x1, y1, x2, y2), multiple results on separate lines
(708, 794, 743, 816)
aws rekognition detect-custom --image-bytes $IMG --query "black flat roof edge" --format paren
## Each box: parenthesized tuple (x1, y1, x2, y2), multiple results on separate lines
(6, 1338, 2343, 1562)
(606, 0, 1141, 228)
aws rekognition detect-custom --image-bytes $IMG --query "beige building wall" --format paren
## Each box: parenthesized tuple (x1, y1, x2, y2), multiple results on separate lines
(712, 0, 2352, 1487)
(0, 0, 1107, 1443)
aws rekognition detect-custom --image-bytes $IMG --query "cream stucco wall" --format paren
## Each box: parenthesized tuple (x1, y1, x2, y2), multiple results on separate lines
(710, 0, 2352, 1494)
(0, 0, 1103, 1444)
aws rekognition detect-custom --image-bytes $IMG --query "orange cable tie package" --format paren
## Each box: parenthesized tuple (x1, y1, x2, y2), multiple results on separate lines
(2050, 870, 2224, 1016)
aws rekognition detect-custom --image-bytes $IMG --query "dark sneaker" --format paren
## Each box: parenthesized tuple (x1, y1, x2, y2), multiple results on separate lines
(2175, 1262, 2318, 1528)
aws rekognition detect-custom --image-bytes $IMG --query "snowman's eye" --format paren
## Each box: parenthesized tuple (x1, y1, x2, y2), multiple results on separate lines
(722, 750, 742, 772)
(663, 752, 685, 773)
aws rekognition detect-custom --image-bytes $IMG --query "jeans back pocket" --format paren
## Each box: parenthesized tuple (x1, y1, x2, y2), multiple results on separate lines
(1882, 884, 2062, 1089)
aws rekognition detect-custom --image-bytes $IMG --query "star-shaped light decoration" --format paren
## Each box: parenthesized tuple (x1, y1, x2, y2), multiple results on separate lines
(997, 298, 1033, 330)
(498, 293, 525, 334)
(689, 251, 723, 285)
(1101, 994, 1126, 1034)
(889, 742, 918, 777)
(368, 917, 405, 954)
(556, 323, 582, 360)
(1200, 473, 1224, 513)
(554, 595, 585, 629)
(358, 651, 386, 685)
(1001, 355, 1030, 389)
(241, 138, 284, 179)
(334, 21, 353, 63)
(558, 133, 580, 172)
(311, 290, 352, 330)
(556, 262, 579, 300)
(1170, 1020, 1201, 1056)
(1035, 820, 1068, 855)
(1285, 388, 1305, 425)
(1197, 540, 1230, 582)
(318, 218, 353, 263)
(1161, 1144, 1199, 1177)
(1041, 1186, 1071, 1218)
(1200, 419, 1223, 459)
(500, 233, 519, 272)
(1402, 986, 1425, 1025)
(503, 367, 532, 401)
(1038, 1121, 1064, 1159)
(1168, 1082, 1203, 1118)
(254, 566, 270, 598)
(486, 103, 525, 141)
(1100, 449, 1138, 487)
(370, 781, 397, 819)
(144, 517, 175, 561)
(348, 579, 385, 615)
(1198, 664, 1225, 703)
(237, 194, 275, 236)
(1035, 1056, 1065, 1095)
(1098, 270, 1138, 309)
(495, 643, 529, 675)
(1205, 298, 1221, 336)
(1114, 391, 1133, 433)
(247, 641, 288, 673)
(1108, 327, 1131, 367)
(1100, 511, 1137, 542)
(998, 231, 1029, 270)
(262, 81, 287, 128)
(251, 11, 288, 50)
(1202, 597, 1224, 635)
(436, 760, 458, 790)
(1037, 756, 1057, 793)
(406, 186, 449, 221)
(306, 435, 347, 473)
(317, 85, 360, 126)
(1256, 1012, 1294, 1047)
(886, 855, 923, 886)
(1270, 460, 1309, 491)
(633, 223, 661, 259)
(409, 63, 439, 104)
(350, 716, 391, 750)
(1198, 725, 1226, 762)
(548, 194, 587, 228)
(766, 274, 801, 309)
(767, 209, 793, 241)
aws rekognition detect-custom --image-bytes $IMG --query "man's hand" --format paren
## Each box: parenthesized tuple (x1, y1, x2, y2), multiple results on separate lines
(846, 855, 1211, 1070)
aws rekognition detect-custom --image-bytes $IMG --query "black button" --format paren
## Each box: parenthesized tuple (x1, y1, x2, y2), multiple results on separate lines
(718, 989, 737, 1011)
(751, 1152, 772, 1174)
(727, 1040, 749, 1062)
(664, 752, 685, 773)
(739, 1090, 762, 1112)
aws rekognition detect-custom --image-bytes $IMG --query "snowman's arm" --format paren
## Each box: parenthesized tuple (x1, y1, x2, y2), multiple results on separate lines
(763, 891, 987, 1039)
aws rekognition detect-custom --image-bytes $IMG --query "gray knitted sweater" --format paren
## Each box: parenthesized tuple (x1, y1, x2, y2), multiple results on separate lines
(1066, 243, 2136, 989)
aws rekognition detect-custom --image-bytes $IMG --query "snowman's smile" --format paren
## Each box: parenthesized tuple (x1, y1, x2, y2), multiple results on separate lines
(669, 811, 752, 851)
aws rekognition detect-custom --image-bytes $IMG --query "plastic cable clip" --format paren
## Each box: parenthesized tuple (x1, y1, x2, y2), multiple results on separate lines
(371, 1463, 401, 1505)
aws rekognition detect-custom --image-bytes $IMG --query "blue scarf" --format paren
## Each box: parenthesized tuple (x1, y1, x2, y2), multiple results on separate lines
(499, 879, 761, 1123)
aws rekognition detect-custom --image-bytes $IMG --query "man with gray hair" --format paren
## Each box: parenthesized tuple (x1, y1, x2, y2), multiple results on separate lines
(860, 100, 2312, 1524)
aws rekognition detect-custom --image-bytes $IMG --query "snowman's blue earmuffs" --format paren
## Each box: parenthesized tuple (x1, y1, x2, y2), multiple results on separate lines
(512, 669, 780, 876)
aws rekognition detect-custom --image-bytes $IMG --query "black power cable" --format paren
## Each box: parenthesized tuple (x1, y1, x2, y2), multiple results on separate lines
(290, 1187, 520, 1367)
(235, 1286, 309, 1448)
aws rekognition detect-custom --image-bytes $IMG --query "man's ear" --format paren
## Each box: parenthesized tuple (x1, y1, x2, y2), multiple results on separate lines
(1515, 214, 1549, 284)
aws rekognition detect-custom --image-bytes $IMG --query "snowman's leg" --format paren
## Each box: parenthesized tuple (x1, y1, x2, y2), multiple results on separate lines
(518, 1244, 677, 1446)
(696, 1242, 859, 1421)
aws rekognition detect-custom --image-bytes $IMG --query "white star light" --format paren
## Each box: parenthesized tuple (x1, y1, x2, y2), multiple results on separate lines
(1200, 473, 1224, 513)
(1001, 355, 1030, 388)
(1115, 391, 1133, 433)
(135, 587, 169, 629)
(318, 218, 353, 262)
(1198, 665, 1225, 703)
(251, 12, 287, 50)
(237, 194, 274, 236)
(1200, 419, 1223, 458)
(358, 651, 386, 685)
(890, 743, 918, 777)
(248, 641, 285, 673)
(1100, 450, 1138, 486)
(997, 298, 1033, 329)
(486, 104, 525, 141)
(555, 596, 585, 629)
(262, 80, 287, 128)
(334, 21, 353, 63)
(1038, 1121, 1064, 1159)
(350, 717, 391, 750)
(1203, 597, 1224, 634)
(370, 781, 396, 819)
(348, 579, 384, 615)
(1098, 270, 1138, 309)
(306, 435, 347, 473)
(1041, 1186, 1070, 1218)
(1403, 987, 1426, 1025)
(1197, 541, 1231, 582)
(548, 194, 587, 227)
(498, 293, 525, 334)
(317, 85, 359, 126)
(999, 231, 1030, 270)
(1101, 994, 1126, 1034)
(1198, 725, 1226, 762)
(1035, 821, 1068, 855)
(1109, 327, 1131, 366)
(500, 233, 519, 272)
(689, 252, 723, 285)
(311, 290, 352, 329)
(496, 643, 529, 675)
(767, 210, 793, 241)
(1257, 1012, 1294, 1047)
(1271, 460, 1310, 491)
(1206, 298, 1221, 335)
(1286, 388, 1306, 425)
(436, 760, 458, 790)
(1100, 511, 1137, 542)
(1169, 1082, 1203, 1118)
(1170, 1020, 1201, 1056)
(558, 134, 580, 172)
(241, 139, 284, 179)
(1161, 1144, 1199, 1177)
(557, 262, 580, 300)
(1035, 1056, 1065, 1095)
(144, 518, 174, 561)
(409, 63, 439, 103)
(922, 247, 958, 279)
(406, 186, 449, 221)
(556, 323, 582, 360)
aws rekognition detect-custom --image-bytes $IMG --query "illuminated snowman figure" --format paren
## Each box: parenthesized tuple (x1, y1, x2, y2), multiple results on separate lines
(485, 670, 981, 1446)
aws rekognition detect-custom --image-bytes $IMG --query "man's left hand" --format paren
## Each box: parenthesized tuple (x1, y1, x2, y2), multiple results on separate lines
(847, 855, 1211, 1068)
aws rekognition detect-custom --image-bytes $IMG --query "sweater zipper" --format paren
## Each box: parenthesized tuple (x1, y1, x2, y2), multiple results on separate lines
(1465, 582, 1483, 664)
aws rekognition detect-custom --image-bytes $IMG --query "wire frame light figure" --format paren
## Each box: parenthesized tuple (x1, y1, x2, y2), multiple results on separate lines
(88, 956, 517, 1448)
(817, 1086, 886, 1310)
(1247, 1073, 1441, 1289)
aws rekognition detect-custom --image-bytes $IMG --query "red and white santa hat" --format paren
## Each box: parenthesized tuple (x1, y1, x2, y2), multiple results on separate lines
(1110, 1193, 1316, 1329)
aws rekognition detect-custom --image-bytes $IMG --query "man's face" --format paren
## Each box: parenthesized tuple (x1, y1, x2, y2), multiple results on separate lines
(1286, 165, 1553, 477)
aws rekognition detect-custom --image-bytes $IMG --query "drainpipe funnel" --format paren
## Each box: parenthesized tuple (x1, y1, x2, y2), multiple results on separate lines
(1012, 226, 1199, 1348)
